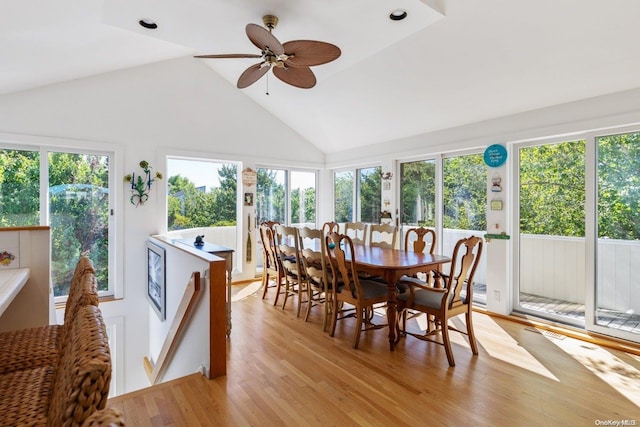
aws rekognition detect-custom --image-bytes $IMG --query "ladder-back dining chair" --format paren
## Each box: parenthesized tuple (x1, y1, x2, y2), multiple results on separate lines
(396, 235, 483, 367)
(344, 222, 368, 245)
(274, 225, 307, 316)
(369, 223, 397, 249)
(298, 227, 331, 331)
(259, 222, 285, 303)
(326, 232, 388, 349)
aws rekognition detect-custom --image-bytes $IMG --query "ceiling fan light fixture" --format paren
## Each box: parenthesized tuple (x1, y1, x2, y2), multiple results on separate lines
(138, 19, 158, 30)
(389, 9, 408, 21)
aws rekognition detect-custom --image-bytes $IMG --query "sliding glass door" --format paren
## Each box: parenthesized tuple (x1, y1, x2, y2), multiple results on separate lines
(591, 130, 640, 340)
(516, 139, 586, 326)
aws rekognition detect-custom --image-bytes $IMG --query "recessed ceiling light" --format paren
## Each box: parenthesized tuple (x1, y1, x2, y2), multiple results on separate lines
(138, 19, 158, 30)
(389, 9, 408, 21)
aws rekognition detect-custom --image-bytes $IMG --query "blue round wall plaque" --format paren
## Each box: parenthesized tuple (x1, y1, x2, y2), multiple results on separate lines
(483, 144, 508, 168)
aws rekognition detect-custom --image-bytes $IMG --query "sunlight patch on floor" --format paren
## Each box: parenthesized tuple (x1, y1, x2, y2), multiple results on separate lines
(473, 315, 560, 381)
(231, 281, 262, 302)
(549, 336, 640, 407)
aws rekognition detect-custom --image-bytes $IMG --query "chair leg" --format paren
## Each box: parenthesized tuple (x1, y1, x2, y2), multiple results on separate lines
(322, 292, 329, 332)
(353, 306, 364, 349)
(261, 271, 269, 299)
(303, 286, 313, 321)
(440, 317, 455, 367)
(282, 278, 291, 310)
(273, 275, 284, 307)
(329, 298, 339, 337)
(465, 311, 479, 356)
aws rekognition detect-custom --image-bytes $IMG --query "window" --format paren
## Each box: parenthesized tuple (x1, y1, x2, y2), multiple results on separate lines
(333, 166, 382, 223)
(256, 167, 317, 226)
(516, 139, 586, 325)
(334, 171, 353, 223)
(0, 147, 113, 298)
(166, 158, 239, 269)
(400, 159, 436, 228)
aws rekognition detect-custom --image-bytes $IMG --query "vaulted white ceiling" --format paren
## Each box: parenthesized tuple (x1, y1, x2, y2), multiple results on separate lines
(2, 0, 640, 154)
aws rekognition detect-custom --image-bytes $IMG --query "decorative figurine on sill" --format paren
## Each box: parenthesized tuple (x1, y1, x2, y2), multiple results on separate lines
(194, 235, 205, 247)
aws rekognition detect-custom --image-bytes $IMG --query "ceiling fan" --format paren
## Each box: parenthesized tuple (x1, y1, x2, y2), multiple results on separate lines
(194, 15, 341, 89)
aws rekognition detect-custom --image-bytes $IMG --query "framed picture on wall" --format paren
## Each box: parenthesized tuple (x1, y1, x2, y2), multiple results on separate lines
(147, 241, 166, 321)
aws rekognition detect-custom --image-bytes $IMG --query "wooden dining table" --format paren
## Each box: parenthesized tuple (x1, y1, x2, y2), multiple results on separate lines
(349, 245, 451, 351)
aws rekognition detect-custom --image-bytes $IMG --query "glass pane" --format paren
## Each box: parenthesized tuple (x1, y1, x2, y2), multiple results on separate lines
(290, 171, 316, 227)
(400, 160, 435, 228)
(49, 152, 110, 296)
(443, 154, 487, 304)
(0, 149, 40, 226)
(358, 166, 381, 223)
(334, 171, 353, 223)
(166, 159, 238, 270)
(518, 140, 585, 325)
(256, 168, 286, 224)
(596, 131, 640, 336)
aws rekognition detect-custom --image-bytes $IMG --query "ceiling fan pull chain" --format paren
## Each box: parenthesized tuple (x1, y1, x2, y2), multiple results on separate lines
(266, 73, 270, 95)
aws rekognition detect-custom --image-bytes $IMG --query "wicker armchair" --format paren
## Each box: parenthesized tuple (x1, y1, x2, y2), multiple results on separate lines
(0, 257, 98, 375)
(0, 304, 111, 426)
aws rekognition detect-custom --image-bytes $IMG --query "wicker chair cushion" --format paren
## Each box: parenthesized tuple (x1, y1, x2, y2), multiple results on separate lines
(0, 325, 62, 375)
(48, 305, 111, 427)
(81, 408, 125, 427)
(0, 365, 54, 426)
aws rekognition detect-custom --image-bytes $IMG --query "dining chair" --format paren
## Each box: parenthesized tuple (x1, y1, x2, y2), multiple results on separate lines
(326, 232, 388, 349)
(369, 223, 397, 249)
(396, 235, 483, 367)
(321, 221, 340, 235)
(274, 224, 307, 316)
(397, 227, 437, 294)
(259, 222, 285, 303)
(344, 222, 368, 245)
(298, 226, 331, 331)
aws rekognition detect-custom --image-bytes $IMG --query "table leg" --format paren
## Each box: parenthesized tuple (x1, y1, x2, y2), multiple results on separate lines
(384, 271, 397, 351)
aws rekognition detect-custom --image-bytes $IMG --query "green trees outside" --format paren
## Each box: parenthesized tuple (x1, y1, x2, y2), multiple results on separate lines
(0, 149, 109, 296)
(597, 132, 640, 240)
(519, 140, 586, 237)
(443, 154, 487, 231)
(256, 169, 285, 224)
(334, 171, 353, 223)
(359, 167, 382, 223)
(167, 164, 238, 230)
(401, 160, 436, 227)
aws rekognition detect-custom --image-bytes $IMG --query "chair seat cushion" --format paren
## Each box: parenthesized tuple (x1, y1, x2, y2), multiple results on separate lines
(0, 365, 54, 426)
(359, 279, 389, 300)
(0, 325, 62, 374)
(397, 287, 445, 309)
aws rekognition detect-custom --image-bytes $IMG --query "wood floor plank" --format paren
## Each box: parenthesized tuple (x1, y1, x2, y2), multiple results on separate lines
(108, 282, 640, 426)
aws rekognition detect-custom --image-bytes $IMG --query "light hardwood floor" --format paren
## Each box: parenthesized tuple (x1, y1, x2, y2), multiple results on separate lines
(108, 282, 640, 426)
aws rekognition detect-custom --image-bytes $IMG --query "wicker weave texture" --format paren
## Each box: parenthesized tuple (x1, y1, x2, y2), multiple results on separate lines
(48, 305, 111, 427)
(81, 408, 125, 427)
(0, 257, 98, 376)
(0, 365, 54, 426)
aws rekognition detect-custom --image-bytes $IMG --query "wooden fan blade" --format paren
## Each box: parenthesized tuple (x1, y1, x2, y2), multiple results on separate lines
(237, 63, 270, 89)
(272, 65, 316, 89)
(246, 23, 284, 55)
(194, 54, 262, 59)
(283, 40, 341, 66)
